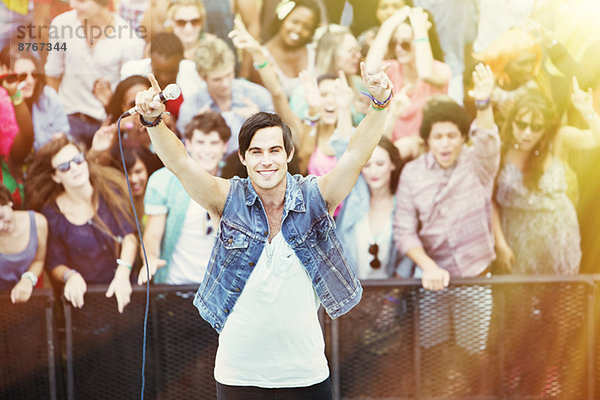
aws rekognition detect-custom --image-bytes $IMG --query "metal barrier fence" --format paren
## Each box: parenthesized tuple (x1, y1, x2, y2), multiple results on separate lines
(332, 276, 597, 400)
(0, 288, 58, 400)
(1, 276, 599, 399)
(63, 285, 218, 400)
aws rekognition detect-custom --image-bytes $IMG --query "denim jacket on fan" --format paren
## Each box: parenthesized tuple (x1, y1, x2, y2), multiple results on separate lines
(193, 173, 363, 333)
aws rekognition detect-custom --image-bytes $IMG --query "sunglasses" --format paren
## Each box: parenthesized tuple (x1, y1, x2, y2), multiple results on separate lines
(514, 120, 544, 133)
(368, 243, 381, 270)
(0, 72, 36, 84)
(398, 41, 412, 51)
(54, 153, 85, 172)
(174, 18, 201, 28)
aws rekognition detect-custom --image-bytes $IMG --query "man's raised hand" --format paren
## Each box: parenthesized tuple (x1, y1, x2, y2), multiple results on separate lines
(360, 61, 393, 104)
(135, 74, 165, 120)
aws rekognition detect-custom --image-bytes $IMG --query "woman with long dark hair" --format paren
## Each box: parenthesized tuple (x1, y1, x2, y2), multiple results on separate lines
(1, 48, 70, 151)
(493, 80, 600, 274)
(26, 136, 138, 312)
(335, 136, 408, 279)
(365, 6, 450, 159)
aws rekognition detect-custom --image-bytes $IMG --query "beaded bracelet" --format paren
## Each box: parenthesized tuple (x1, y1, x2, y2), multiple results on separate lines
(361, 90, 393, 111)
(361, 90, 392, 106)
(371, 102, 389, 111)
(475, 97, 491, 110)
(139, 114, 162, 127)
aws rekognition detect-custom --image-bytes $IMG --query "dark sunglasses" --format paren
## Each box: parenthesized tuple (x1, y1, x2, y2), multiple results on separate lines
(174, 18, 201, 28)
(368, 243, 381, 270)
(398, 41, 412, 51)
(54, 153, 85, 172)
(514, 120, 544, 133)
(0, 72, 36, 84)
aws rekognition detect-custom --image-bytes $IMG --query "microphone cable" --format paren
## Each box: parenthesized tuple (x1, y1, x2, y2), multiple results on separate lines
(116, 114, 152, 400)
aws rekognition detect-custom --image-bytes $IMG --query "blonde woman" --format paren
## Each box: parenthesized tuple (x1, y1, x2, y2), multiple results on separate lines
(366, 6, 450, 159)
(141, 0, 214, 59)
(141, 0, 259, 59)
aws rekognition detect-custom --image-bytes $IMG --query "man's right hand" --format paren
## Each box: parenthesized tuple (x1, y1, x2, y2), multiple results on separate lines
(135, 74, 166, 121)
(138, 256, 167, 285)
(421, 263, 450, 291)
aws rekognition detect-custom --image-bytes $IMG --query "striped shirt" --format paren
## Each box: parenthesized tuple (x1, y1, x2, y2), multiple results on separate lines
(393, 124, 500, 277)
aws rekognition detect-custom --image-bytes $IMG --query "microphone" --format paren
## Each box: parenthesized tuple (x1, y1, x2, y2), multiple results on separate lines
(121, 84, 181, 117)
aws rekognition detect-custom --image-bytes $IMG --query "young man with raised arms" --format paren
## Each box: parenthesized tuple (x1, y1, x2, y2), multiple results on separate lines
(134, 61, 392, 399)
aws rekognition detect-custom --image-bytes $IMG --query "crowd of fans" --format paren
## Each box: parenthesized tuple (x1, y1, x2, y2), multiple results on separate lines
(1, 0, 599, 327)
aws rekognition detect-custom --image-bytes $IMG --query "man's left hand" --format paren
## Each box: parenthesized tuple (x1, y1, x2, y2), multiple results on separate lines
(360, 61, 393, 104)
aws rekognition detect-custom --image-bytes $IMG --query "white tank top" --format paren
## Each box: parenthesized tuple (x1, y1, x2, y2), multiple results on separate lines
(214, 232, 329, 387)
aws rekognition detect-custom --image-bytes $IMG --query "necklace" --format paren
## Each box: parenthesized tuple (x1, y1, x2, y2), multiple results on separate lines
(87, 218, 123, 244)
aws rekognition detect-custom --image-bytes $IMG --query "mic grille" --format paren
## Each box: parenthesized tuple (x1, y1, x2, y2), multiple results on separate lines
(162, 84, 182, 101)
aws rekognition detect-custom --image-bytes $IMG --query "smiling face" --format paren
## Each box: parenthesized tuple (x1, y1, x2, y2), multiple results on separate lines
(362, 146, 395, 194)
(172, 6, 202, 46)
(318, 78, 338, 125)
(128, 158, 148, 197)
(13, 58, 36, 99)
(51, 144, 90, 188)
(335, 34, 361, 75)
(241, 126, 293, 192)
(186, 129, 228, 175)
(511, 110, 545, 152)
(279, 6, 316, 48)
(427, 121, 465, 169)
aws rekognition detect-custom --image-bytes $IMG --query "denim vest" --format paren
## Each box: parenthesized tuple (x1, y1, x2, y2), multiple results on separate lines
(193, 173, 363, 333)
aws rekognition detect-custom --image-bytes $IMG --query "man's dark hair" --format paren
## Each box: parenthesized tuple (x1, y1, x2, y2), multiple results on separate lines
(419, 96, 471, 142)
(150, 32, 185, 60)
(238, 112, 294, 159)
(184, 111, 232, 143)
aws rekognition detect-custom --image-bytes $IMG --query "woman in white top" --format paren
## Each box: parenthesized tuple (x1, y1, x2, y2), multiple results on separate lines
(334, 136, 408, 279)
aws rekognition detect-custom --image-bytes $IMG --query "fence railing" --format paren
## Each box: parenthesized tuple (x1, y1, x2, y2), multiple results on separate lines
(0, 288, 58, 400)
(2, 276, 600, 399)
